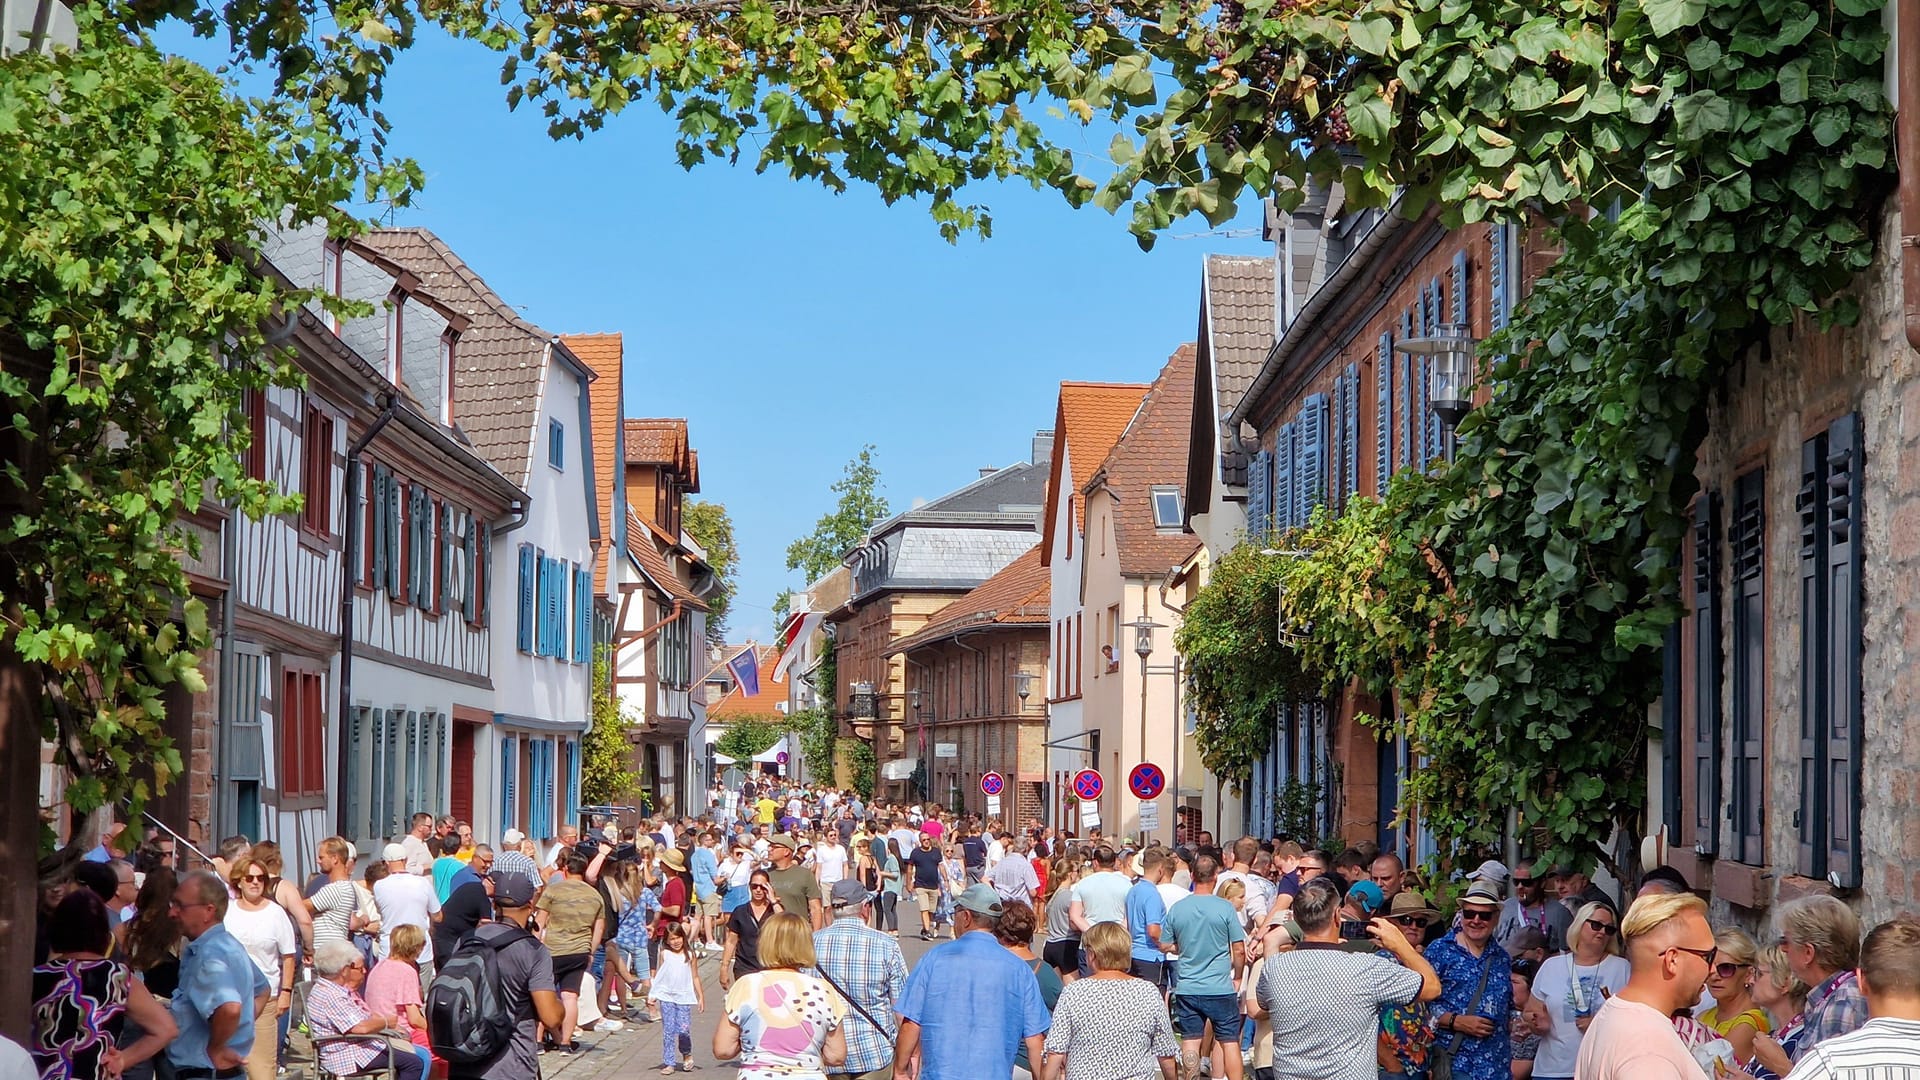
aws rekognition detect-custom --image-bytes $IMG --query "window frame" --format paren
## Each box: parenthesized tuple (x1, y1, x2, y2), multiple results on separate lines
(322, 240, 343, 334)
(299, 401, 334, 539)
(1150, 485, 1184, 530)
(548, 419, 566, 472)
(384, 288, 407, 384)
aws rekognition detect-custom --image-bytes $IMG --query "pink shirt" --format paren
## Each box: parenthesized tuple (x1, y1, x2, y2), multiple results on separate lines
(363, 959, 427, 1047)
(1574, 996, 1709, 1080)
(920, 820, 944, 840)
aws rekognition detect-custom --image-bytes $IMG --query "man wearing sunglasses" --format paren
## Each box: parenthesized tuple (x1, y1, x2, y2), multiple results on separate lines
(1427, 880, 1514, 1080)
(1573, 891, 1715, 1079)
(1497, 859, 1573, 958)
(165, 870, 272, 1079)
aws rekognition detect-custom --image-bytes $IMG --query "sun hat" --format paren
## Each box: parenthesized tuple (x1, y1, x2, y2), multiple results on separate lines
(1388, 891, 1440, 921)
(660, 848, 687, 872)
(1459, 880, 1505, 908)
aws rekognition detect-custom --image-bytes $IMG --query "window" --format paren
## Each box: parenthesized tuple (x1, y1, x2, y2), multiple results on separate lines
(384, 290, 406, 382)
(548, 419, 565, 471)
(243, 389, 267, 481)
(1151, 486, 1183, 529)
(1797, 414, 1864, 887)
(300, 402, 334, 537)
(280, 667, 326, 798)
(1105, 605, 1121, 673)
(440, 331, 457, 425)
(322, 241, 343, 334)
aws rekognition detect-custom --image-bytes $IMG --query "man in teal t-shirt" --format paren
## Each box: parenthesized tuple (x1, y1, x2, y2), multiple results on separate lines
(1161, 853, 1248, 1080)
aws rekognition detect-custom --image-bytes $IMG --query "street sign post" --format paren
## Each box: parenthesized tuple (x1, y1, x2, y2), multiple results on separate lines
(1127, 763, 1165, 800)
(1071, 769, 1104, 802)
(980, 772, 1005, 797)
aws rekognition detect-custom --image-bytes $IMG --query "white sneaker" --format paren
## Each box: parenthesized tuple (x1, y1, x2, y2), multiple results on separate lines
(597, 1019, 625, 1032)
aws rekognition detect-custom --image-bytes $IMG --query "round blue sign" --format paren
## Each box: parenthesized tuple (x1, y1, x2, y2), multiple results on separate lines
(1072, 769, 1104, 801)
(981, 772, 1005, 796)
(1128, 763, 1165, 800)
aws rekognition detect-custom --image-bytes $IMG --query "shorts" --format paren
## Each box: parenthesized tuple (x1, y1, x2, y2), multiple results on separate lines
(618, 944, 649, 979)
(913, 887, 940, 912)
(1130, 958, 1166, 988)
(551, 952, 591, 995)
(697, 894, 721, 917)
(1172, 992, 1244, 1042)
(1042, 938, 1080, 975)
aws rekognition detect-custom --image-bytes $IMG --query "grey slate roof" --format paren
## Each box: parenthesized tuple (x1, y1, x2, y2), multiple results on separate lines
(846, 458, 1046, 602)
(1202, 255, 1277, 488)
(355, 228, 591, 487)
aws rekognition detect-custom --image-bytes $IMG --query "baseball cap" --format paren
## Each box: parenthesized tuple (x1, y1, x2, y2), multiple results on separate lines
(954, 883, 1004, 917)
(489, 871, 535, 907)
(1348, 880, 1386, 915)
(381, 842, 407, 862)
(768, 833, 800, 851)
(502, 828, 525, 846)
(1466, 860, 1511, 887)
(829, 878, 871, 909)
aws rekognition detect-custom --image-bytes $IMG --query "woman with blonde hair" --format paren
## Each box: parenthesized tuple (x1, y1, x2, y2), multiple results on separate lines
(1527, 900, 1628, 1080)
(223, 856, 296, 1080)
(1043, 855, 1083, 981)
(1039, 921, 1179, 1080)
(713, 912, 847, 1078)
(363, 923, 434, 1074)
(1696, 927, 1769, 1065)
(1743, 944, 1808, 1079)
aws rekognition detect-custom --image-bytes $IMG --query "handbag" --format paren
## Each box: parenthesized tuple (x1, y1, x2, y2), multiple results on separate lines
(1430, 948, 1496, 1080)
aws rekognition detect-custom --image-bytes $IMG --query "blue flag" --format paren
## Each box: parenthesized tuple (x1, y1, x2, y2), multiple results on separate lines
(727, 647, 760, 698)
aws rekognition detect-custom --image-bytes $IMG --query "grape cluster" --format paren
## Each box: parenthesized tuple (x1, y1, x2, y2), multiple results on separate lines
(1322, 104, 1350, 144)
(1218, 0, 1243, 30)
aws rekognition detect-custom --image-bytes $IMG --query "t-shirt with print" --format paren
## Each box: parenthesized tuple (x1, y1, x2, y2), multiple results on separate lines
(1160, 893, 1244, 995)
(1572, 995, 1709, 1080)
(536, 878, 604, 957)
(308, 880, 358, 949)
(1255, 944, 1425, 1080)
(725, 968, 846, 1080)
(446, 922, 554, 1080)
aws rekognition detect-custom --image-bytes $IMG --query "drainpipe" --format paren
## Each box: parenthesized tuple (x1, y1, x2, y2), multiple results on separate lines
(1899, 0, 1920, 351)
(335, 394, 398, 838)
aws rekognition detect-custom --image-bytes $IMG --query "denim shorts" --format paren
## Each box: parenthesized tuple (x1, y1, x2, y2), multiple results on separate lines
(1171, 992, 1244, 1041)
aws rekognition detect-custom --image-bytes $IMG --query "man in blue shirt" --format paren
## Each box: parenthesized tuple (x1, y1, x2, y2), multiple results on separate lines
(167, 869, 270, 1077)
(1126, 848, 1172, 988)
(894, 884, 1049, 1080)
(1162, 854, 1247, 1080)
(690, 830, 722, 955)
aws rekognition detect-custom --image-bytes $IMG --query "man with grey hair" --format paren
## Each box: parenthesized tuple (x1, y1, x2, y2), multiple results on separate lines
(985, 836, 1040, 904)
(165, 869, 271, 1078)
(814, 878, 906, 1080)
(307, 940, 424, 1080)
(1253, 876, 1440, 1079)
(1776, 893, 1868, 1060)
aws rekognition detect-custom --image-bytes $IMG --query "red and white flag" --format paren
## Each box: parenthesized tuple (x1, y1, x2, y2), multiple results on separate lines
(772, 610, 824, 683)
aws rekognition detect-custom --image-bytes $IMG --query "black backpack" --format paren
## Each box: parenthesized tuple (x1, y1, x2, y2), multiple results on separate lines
(426, 925, 533, 1064)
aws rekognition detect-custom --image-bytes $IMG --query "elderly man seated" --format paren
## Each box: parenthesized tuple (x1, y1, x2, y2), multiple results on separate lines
(307, 941, 427, 1080)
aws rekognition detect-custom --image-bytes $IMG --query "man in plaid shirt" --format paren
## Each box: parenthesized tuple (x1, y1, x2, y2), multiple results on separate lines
(813, 879, 907, 1080)
(1777, 895, 1870, 1061)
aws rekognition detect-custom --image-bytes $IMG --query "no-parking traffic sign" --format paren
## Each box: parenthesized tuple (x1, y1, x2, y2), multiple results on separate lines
(981, 772, 1005, 797)
(1072, 769, 1104, 802)
(1128, 762, 1166, 800)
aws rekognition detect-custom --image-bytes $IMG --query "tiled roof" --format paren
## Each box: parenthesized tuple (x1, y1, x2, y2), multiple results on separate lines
(356, 228, 585, 487)
(1201, 256, 1276, 488)
(625, 418, 689, 470)
(1041, 382, 1148, 565)
(707, 646, 785, 721)
(626, 509, 709, 610)
(887, 546, 1050, 655)
(1086, 344, 1204, 577)
(563, 332, 624, 592)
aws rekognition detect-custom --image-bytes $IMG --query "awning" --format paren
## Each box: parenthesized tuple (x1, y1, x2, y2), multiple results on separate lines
(752, 734, 792, 764)
(713, 752, 737, 765)
(880, 759, 915, 781)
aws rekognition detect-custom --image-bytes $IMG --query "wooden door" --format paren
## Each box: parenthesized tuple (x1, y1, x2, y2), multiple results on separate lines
(449, 721, 476, 826)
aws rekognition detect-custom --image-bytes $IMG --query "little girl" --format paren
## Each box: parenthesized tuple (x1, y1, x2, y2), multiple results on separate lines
(647, 922, 704, 1074)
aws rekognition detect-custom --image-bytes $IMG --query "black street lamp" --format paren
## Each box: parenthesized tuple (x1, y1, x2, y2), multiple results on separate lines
(1400, 322, 1477, 430)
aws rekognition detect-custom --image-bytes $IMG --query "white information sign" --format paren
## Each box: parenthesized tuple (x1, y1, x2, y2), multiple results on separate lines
(935, 742, 958, 759)
(1138, 801, 1160, 831)
(1080, 802, 1101, 829)
(986, 795, 1002, 817)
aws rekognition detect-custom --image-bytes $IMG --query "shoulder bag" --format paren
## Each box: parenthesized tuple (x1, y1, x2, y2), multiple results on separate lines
(1430, 946, 1495, 1080)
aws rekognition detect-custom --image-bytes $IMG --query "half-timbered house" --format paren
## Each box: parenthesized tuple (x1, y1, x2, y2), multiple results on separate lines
(356, 229, 601, 846)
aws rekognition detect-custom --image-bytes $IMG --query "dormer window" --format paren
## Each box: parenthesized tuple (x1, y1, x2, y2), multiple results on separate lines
(1151, 485, 1184, 529)
(440, 330, 457, 425)
(321, 241, 343, 334)
(384, 288, 407, 383)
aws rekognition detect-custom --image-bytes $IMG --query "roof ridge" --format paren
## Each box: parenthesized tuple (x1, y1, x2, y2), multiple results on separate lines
(1061, 380, 1154, 390)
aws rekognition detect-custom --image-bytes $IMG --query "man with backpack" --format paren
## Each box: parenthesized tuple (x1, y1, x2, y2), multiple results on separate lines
(430, 871, 562, 1080)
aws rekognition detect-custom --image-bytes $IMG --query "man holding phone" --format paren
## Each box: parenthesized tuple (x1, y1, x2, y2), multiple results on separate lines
(1251, 877, 1442, 1080)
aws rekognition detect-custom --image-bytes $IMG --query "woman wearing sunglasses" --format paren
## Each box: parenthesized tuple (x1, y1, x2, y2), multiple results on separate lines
(1698, 928, 1771, 1067)
(223, 856, 297, 1080)
(1527, 900, 1628, 1080)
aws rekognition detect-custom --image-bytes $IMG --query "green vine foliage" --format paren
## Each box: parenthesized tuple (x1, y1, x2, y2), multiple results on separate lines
(713, 718, 791, 764)
(581, 650, 640, 805)
(791, 708, 839, 787)
(839, 737, 876, 799)
(2, 18, 367, 860)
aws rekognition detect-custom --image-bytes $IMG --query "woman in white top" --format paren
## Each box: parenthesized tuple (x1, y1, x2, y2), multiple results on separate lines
(1526, 900, 1629, 1080)
(224, 856, 297, 1080)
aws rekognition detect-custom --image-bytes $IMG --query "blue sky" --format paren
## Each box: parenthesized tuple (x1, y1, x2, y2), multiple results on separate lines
(174, 28, 1269, 641)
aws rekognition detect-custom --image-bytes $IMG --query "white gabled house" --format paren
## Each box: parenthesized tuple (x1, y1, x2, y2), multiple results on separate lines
(357, 229, 601, 846)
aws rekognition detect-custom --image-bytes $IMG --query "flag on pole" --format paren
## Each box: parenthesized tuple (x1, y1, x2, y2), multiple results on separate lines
(771, 610, 824, 683)
(727, 646, 761, 698)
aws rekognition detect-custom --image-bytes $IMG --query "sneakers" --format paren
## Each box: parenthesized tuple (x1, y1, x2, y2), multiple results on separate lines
(599, 1018, 626, 1033)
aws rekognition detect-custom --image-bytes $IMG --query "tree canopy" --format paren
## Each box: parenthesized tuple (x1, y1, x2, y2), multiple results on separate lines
(683, 498, 738, 642)
(785, 445, 889, 583)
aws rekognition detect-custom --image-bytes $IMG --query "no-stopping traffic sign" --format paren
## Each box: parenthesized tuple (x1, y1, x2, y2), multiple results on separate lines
(980, 771, 1005, 796)
(1128, 762, 1166, 800)
(1072, 768, 1104, 801)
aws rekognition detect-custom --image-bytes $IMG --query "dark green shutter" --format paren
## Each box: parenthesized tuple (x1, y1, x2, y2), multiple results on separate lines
(1691, 492, 1722, 858)
(1730, 469, 1765, 865)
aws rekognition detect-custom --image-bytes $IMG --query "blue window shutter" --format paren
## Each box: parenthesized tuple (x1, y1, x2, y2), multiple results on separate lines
(1246, 449, 1270, 541)
(1275, 422, 1296, 530)
(1343, 363, 1361, 502)
(1300, 394, 1328, 516)
(1426, 277, 1446, 465)
(500, 738, 517, 839)
(1489, 225, 1510, 332)
(479, 522, 493, 625)
(573, 566, 591, 663)
(553, 558, 569, 660)
(371, 465, 389, 591)
(1451, 252, 1470, 326)
(439, 503, 454, 614)
(1329, 372, 1346, 507)
(1399, 310, 1415, 470)
(462, 516, 477, 623)
(1376, 334, 1392, 492)
(517, 543, 535, 653)
(384, 474, 402, 595)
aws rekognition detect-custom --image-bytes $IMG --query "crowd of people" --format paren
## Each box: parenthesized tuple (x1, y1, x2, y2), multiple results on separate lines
(12, 779, 1920, 1080)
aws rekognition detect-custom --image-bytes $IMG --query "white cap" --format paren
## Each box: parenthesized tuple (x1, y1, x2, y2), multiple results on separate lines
(381, 842, 408, 862)
(502, 828, 525, 846)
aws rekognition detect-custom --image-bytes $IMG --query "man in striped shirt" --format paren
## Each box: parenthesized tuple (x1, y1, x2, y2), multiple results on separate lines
(1785, 914, 1920, 1078)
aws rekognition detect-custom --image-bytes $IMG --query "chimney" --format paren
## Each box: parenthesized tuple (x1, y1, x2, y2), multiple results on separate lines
(1032, 430, 1054, 464)
(979, 466, 998, 478)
